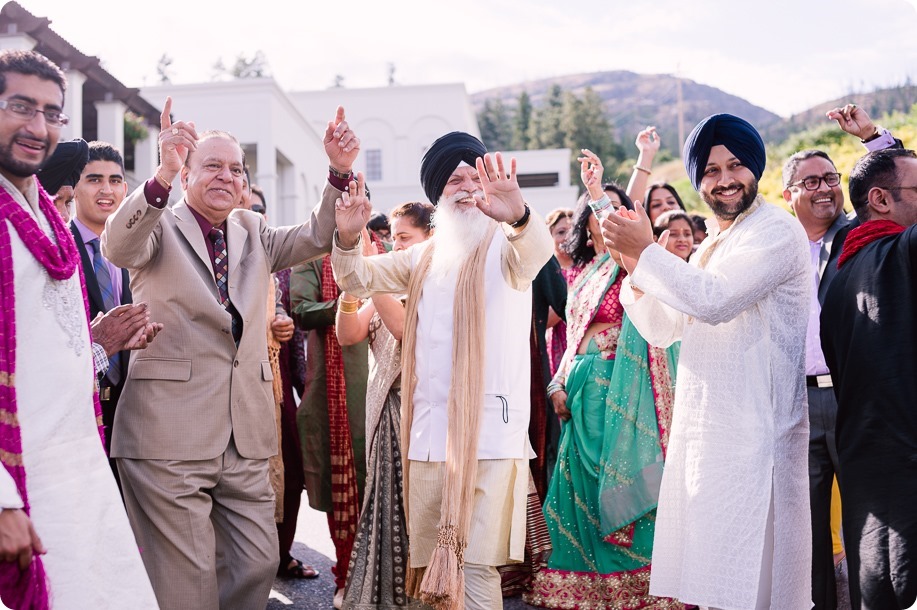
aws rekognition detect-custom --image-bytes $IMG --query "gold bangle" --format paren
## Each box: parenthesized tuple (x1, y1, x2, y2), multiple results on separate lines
(338, 298, 360, 314)
(155, 170, 173, 190)
(633, 165, 652, 175)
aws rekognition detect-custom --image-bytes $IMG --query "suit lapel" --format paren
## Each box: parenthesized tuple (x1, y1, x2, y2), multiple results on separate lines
(817, 215, 850, 304)
(173, 200, 215, 280)
(226, 213, 248, 278)
(70, 222, 105, 315)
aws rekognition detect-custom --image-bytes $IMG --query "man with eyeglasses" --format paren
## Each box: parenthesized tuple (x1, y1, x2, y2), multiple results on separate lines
(820, 146, 917, 610)
(0, 49, 159, 607)
(782, 104, 901, 610)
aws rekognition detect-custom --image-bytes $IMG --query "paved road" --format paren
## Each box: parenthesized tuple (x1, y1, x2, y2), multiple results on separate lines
(268, 501, 537, 609)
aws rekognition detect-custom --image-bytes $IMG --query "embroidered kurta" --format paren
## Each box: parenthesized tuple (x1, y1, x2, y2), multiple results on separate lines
(0, 177, 158, 609)
(620, 200, 812, 610)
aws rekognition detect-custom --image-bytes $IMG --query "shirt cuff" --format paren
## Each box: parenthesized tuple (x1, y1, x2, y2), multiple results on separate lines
(327, 172, 353, 192)
(863, 128, 896, 152)
(144, 177, 171, 209)
(92, 341, 110, 377)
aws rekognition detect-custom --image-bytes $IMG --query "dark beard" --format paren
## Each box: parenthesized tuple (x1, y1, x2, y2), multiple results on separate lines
(0, 136, 52, 178)
(702, 180, 758, 222)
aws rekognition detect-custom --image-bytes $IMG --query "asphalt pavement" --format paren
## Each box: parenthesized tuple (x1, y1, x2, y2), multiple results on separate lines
(268, 499, 537, 609)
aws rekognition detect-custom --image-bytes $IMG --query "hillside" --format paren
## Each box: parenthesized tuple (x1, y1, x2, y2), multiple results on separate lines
(471, 71, 782, 155)
(473, 72, 917, 155)
(763, 84, 917, 143)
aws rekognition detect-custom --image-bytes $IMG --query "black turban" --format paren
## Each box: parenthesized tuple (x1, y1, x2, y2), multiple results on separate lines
(37, 139, 89, 195)
(682, 114, 765, 191)
(420, 131, 487, 205)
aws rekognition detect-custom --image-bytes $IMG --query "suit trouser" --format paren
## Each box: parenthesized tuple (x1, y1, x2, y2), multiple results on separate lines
(809, 386, 841, 609)
(118, 437, 279, 610)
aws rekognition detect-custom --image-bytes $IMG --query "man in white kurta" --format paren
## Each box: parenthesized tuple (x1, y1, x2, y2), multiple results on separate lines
(602, 114, 811, 610)
(0, 50, 157, 608)
(331, 132, 553, 609)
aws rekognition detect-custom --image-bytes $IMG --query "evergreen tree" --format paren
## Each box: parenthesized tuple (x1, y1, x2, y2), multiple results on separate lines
(562, 86, 623, 186)
(512, 91, 533, 150)
(477, 99, 513, 151)
(528, 85, 565, 149)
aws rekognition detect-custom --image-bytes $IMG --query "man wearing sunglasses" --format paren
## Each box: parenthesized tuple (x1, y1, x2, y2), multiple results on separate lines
(782, 104, 900, 610)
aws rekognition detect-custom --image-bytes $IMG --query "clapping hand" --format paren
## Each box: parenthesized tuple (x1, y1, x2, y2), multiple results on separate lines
(826, 103, 877, 141)
(335, 172, 372, 248)
(473, 152, 526, 225)
(601, 202, 656, 273)
(324, 106, 360, 175)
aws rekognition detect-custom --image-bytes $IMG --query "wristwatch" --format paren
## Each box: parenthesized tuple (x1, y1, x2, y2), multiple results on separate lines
(509, 204, 531, 229)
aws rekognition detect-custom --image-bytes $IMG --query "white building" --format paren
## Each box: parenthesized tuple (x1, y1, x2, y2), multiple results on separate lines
(1, 0, 576, 225)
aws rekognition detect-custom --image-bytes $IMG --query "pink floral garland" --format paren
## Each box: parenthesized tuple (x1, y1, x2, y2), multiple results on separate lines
(0, 178, 105, 609)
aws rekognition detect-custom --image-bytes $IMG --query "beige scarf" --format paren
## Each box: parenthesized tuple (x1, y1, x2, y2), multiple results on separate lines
(400, 223, 497, 610)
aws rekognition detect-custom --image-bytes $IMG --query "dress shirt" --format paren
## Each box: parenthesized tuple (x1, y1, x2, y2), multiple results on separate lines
(73, 217, 122, 305)
(806, 239, 830, 376)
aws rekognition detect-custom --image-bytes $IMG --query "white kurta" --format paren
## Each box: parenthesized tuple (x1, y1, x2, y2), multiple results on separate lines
(0, 177, 158, 609)
(620, 200, 812, 610)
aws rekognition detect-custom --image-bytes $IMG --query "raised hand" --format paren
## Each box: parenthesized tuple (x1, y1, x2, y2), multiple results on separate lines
(473, 152, 526, 224)
(826, 103, 877, 141)
(158, 97, 198, 183)
(577, 148, 605, 201)
(635, 126, 660, 157)
(324, 106, 360, 175)
(335, 172, 373, 248)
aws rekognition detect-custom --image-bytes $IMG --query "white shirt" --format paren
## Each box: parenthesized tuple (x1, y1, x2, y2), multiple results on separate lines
(621, 200, 812, 610)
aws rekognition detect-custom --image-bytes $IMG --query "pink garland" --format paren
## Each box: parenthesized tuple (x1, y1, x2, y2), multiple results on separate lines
(0, 178, 106, 609)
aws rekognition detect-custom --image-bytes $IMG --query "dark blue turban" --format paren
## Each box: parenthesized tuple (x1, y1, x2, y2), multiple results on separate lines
(682, 114, 765, 191)
(37, 138, 89, 195)
(420, 131, 487, 205)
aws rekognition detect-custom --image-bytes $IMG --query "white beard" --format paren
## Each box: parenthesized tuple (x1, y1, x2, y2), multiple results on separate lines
(429, 191, 494, 281)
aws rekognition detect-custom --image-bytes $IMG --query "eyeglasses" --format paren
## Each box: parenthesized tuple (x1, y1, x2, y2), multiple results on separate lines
(0, 100, 69, 127)
(790, 173, 841, 191)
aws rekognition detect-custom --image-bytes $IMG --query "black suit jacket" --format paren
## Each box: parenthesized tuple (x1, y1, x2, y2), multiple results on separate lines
(70, 221, 132, 318)
(817, 212, 859, 304)
(71, 220, 132, 451)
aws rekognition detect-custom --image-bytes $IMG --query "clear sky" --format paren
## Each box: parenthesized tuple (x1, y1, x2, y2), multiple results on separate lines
(20, 0, 917, 117)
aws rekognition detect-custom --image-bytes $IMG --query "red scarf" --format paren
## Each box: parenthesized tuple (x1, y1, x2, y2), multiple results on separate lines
(0, 179, 105, 609)
(319, 233, 385, 549)
(838, 219, 906, 268)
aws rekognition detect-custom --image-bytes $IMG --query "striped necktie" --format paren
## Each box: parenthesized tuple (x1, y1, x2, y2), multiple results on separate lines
(209, 228, 241, 343)
(88, 238, 121, 385)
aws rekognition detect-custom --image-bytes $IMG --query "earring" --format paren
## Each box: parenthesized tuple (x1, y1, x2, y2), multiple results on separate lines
(586, 238, 594, 248)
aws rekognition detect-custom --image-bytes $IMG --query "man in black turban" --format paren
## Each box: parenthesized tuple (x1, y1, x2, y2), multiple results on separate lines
(420, 131, 488, 205)
(331, 136, 554, 609)
(37, 138, 88, 222)
(598, 114, 814, 609)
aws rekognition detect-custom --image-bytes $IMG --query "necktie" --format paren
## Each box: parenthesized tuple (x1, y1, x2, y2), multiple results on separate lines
(209, 228, 241, 343)
(88, 238, 121, 385)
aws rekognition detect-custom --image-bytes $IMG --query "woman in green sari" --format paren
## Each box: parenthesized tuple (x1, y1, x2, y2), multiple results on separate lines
(526, 163, 682, 609)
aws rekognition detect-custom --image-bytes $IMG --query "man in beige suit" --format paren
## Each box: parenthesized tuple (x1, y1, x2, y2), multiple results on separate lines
(102, 98, 361, 609)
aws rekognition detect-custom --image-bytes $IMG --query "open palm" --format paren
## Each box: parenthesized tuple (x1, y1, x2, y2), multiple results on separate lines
(473, 152, 525, 224)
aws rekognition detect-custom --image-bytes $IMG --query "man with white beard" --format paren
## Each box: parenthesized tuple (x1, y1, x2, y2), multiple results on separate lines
(331, 131, 553, 609)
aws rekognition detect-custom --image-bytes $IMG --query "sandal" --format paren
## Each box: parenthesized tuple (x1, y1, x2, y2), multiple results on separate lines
(277, 557, 320, 579)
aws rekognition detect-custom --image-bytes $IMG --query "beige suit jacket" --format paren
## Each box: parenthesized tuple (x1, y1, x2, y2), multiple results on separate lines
(101, 182, 340, 460)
